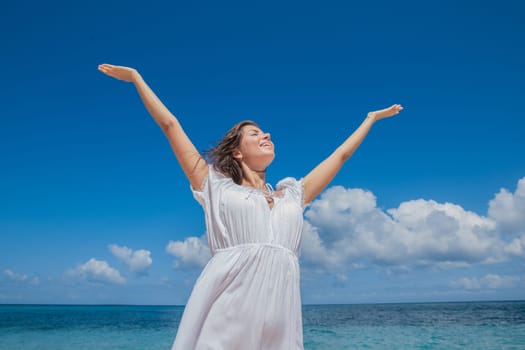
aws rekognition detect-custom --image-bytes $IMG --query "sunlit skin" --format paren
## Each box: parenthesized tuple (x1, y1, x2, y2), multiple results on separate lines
(97, 63, 403, 206)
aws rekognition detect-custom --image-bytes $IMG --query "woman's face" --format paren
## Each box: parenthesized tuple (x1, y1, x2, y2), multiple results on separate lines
(234, 124, 275, 170)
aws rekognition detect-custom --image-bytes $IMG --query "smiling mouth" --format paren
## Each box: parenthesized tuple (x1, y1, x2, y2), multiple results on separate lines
(260, 142, 273, 148)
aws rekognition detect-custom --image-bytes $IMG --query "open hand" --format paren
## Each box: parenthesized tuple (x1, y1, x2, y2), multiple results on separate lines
(368, 104, 404, 121)
(98, 63, 139, 83)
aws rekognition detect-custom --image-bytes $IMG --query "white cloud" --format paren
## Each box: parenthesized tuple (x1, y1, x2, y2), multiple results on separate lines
(300, 221, 345, 269)
(108, 244, 152, 275)
(158, 176, 524, 299)
(488, 177, 525, 235)
(4, 269, 27, 282)
(3, 269, 40, 285)
(452, 277, 482, 290)
(452, 274, 522, 290)
(504, 237, 524, 256)
(166, 235, 211, 269)
(387, 199, 500, 264)
(66, 258, 125, 285)
(301, 176, 525, 273)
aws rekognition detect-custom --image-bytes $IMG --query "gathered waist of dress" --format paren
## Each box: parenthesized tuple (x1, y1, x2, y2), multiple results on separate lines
(213, 243, 298, 259)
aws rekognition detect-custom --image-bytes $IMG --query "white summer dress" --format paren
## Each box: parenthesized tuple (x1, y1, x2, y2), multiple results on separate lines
(171, 164, 306, 350)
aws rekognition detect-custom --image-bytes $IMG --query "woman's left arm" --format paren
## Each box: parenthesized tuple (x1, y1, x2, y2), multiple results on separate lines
(302, 104, 403, 205)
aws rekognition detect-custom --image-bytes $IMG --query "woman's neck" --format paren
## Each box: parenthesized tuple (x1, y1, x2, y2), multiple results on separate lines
(241, 165, 267, 190)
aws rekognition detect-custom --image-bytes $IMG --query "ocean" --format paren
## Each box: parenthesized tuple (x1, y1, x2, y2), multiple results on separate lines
(1, 301, 524, 349)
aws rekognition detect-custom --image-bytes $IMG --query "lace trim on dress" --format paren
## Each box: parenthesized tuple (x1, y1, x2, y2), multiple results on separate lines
(232, 181, 284, 202)
(277, 177, 309, 210)
(298, 177, 310, 210)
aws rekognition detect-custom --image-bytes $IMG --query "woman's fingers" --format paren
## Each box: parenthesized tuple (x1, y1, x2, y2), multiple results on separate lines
(98, 64, 120, 80)
(368, 104, 404, 121)
(97, 63, 137, 83)
(98, 64, 110, 72)
(98, 63, 117, 73)
(392, 104, 403, 113)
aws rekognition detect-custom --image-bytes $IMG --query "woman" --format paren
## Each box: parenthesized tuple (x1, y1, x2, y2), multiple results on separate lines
(98, 63, 403, 349)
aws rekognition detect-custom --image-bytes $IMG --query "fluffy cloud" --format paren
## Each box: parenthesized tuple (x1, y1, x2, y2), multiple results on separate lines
(66, 258, 125, 285)
(300, 221, 345, 269)
(488, 177, 525, 233)
(108, 244, 152, 275)
(162, 177, 524, 285)
(3, 269, 40, 285)
(301, 177, 525, 272)
(452, 274, 523, 290)
(166, 235, 211, 269)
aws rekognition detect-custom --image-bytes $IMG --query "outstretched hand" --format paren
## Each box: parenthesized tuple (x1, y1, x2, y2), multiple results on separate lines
(368, 104, 404, 121)
(98, 63, 139, 83)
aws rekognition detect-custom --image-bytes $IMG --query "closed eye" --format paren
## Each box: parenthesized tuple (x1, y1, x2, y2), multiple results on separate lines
(247, 127, 263, 136)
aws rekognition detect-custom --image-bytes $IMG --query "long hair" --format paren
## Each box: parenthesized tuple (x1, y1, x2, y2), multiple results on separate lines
(206, 120, 259, 185)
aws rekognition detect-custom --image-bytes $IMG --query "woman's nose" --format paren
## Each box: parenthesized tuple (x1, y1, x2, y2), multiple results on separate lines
(263, 132, 271, 140)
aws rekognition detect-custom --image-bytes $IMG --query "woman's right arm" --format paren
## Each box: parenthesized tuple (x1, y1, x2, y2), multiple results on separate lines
(98, 64, 208, 190)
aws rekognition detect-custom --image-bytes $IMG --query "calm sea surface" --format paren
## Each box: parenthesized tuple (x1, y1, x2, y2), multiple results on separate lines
(1, 301, 524, 349)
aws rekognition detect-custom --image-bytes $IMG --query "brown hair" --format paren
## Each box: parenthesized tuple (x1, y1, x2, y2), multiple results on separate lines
(206, 120, 260, 184)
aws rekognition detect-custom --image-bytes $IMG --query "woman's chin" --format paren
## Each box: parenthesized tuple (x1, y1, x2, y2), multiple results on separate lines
(265, 155, 276, 168)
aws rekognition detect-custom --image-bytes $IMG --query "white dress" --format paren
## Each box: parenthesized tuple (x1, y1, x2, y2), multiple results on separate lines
(171, 164, 306, 350)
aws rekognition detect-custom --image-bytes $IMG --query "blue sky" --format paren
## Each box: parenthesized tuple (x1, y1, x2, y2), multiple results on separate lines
(1, 0, 524, 305)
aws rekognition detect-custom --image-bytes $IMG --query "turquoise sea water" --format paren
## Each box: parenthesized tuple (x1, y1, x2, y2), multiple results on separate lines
(1, 301, 524, 349)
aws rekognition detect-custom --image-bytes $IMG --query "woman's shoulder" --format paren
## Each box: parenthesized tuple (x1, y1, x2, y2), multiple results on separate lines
(276, 176, 303, 191)
(207, 163, 230, 180)
(190, 164, 231, 204)
(276, 176, 308, 209)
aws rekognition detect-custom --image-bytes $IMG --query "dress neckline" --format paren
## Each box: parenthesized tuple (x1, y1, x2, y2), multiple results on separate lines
(211, 166, 285, 210)
(230, 181, 285, 211)
(231, 181, 284, 198)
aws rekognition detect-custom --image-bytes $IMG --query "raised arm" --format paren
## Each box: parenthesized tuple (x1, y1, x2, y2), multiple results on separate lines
(97, 63, 208, 190)
(302, 104, 403, 205)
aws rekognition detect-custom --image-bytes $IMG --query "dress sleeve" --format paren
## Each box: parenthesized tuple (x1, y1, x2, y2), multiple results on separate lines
(190, 174, 209, 207)
(277, 177, 310, 211)
(189, 164, 227, 207)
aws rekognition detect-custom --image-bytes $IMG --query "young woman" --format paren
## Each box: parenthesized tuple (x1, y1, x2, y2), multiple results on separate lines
(98, 63, 403, 349)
